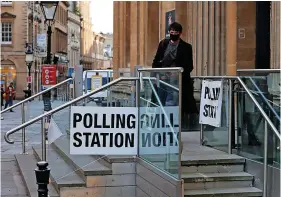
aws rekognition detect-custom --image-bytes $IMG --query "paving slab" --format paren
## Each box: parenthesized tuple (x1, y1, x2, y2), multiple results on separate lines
(15, 154, 59, 197)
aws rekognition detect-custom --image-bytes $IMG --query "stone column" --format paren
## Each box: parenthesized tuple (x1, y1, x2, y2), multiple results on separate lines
(113, 1, 120, 77)
(226, 1, 237, 76)
(130, 1, 138, 71)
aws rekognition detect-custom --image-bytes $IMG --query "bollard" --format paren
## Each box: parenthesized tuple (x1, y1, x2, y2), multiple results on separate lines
(35, 161, 50, 197)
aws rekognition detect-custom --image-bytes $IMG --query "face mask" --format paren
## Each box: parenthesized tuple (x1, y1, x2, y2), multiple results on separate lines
(169, 34, 180, 41)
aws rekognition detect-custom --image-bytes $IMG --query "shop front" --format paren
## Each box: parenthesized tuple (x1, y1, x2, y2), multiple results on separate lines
(0, 62, 17, 91)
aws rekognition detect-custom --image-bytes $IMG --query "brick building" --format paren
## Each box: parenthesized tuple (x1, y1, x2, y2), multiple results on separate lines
(113, 1, 280, 75)
(1, 1, 28, 98)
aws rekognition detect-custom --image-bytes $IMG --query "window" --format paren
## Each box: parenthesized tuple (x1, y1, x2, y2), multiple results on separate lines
(1, 1, 12, 6)
(1, 22, 12, 44)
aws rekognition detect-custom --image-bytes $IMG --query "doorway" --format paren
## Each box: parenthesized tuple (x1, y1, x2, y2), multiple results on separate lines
(255, 1, 271, 69)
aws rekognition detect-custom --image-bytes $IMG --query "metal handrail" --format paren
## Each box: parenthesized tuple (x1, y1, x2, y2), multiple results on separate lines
(4, 77, 138, 144)
(191, 76, 238, 79)
(237, 69, 281, 73)
(138, 67, 184, 72)
(237, 78, 281, 141)
(140, 97, 159, 107)
(0, 78, 73, 114)
(141, 77, 179, 92)
(248, 77, 280, 121)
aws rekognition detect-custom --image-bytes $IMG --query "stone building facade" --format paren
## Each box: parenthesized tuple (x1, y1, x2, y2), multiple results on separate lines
(103, 33, 113, 69)
(52, 2, 69, 83)
(79, 1, 95, 70)
(67, 5, 81, 69)
(113, 1, 280, 75)
(92, 33, 106, 69)
(1, 1, 28, 98)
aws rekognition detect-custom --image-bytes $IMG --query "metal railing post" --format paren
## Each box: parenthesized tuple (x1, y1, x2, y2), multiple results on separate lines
(263, 121, 268, 197)
(228, 79, 233, 154)
(21, 103, 27, 154)
(41, 117, 46, 161)
(73, 73, 76, 101)
(178, 70, 183, 179)
(136, 78, 140, 156)
(200, 124, 203, 145)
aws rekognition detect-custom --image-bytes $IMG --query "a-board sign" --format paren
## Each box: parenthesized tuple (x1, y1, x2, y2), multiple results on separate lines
(70, 107, 138, 155)
(199, 80, 223, 127)
(91, 75, 102, 91)
(70, 106, 180, 155)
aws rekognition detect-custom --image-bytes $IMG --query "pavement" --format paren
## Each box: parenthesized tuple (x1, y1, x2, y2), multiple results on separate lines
(0, 99, 70, 197)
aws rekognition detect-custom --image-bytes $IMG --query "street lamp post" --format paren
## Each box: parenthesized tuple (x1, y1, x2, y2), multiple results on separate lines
(25, 52, 34, 99)
(40, 1, 58, 112)
(40, 1, 58, 65)
(36, 2, 58, 197)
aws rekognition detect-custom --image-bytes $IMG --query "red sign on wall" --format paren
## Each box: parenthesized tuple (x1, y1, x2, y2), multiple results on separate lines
(42, 64, 57, 88)
(27, 76, 32, 83)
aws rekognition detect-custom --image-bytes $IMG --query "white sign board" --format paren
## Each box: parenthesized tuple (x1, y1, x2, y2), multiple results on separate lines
(37, 34, 47, 57)
(199, 80, 223, 127)
(139, 106, 179, 154)
(70, 107, 138, 155)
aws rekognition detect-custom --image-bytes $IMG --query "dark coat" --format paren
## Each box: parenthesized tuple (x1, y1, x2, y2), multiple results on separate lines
(151, 38, 198, 114)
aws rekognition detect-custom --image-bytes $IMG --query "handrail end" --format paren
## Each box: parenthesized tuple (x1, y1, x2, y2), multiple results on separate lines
(4, 133, 15, 144)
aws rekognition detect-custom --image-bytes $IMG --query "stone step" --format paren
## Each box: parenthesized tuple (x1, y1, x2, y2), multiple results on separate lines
(181, 163, 244, 174)
(15, 154, 59, 197)
(32, 146, 86, 192)
(183, 172, 253, 190)
(102, 155, 136, 163)
(181, 154, 245, 166)
(184, 187, 262, 197)
(52, 135, 112, 181)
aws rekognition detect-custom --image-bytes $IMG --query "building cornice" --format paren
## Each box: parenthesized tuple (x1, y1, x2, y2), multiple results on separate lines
(68, 11, 81, 25)
(1, 12, 16, 18)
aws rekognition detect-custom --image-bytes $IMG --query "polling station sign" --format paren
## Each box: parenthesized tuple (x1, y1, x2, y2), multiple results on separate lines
(199, 80, 223, 127)
(70, 107, 138, 155)
(139, 106, 179, 155)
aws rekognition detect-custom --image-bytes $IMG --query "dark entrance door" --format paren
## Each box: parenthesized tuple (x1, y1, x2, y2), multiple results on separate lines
(255, 1, 271, 69)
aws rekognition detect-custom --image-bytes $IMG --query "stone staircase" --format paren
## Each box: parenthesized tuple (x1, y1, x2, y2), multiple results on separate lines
(14, 135, 263, 197)
(181, 154, 262, 196)
(15, 135, 135, 197)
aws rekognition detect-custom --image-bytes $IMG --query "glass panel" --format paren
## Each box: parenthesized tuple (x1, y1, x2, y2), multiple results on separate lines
(237, 85, 281, 166)
(202, 79, 229, 153)
(182, 78, 200, 132)
(240, 75, 280, 124)
(138, 71, 180, 179)
(269, 126, 280, 169)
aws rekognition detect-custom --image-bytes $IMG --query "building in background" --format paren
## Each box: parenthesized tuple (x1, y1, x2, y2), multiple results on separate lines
(1, 1, 28, 98)
(67, 2, 81, 70)
(27, 1, 46, 97)
(92, 33, 106, 69)
(113, 1, 280, 75)
(103, 33, 113, 69)
(52, 1, 69, 83)
(79, 1, 95, 70)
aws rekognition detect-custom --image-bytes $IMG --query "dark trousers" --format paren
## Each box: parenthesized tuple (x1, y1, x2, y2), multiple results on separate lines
(4, 97, 13, 110)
